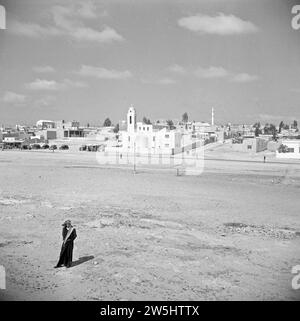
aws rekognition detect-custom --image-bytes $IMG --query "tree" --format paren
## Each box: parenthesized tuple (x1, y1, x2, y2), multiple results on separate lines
(278, 144, 288, 153)
(283, 124, 289, 130)
(182, 112, 188, 123)
(255, 127, 260, 137)
(279, 121, 284, 133)
(142, 116, 151, 124)
(113, 123, 119, 133)
(103, 118, 112, 127)
(264, 123, 277, 139)
(292, 120, 298, 129)
(253, 122, 262, 136)
(166, 119, 175, 130)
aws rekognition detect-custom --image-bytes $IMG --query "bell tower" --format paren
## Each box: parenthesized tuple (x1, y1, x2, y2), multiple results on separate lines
(127, 105, 136, 133)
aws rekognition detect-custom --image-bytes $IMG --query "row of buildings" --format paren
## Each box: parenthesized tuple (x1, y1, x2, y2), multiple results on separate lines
(1, 106, 299, 159)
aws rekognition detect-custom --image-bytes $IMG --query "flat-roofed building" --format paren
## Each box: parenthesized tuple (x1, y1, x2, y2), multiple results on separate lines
(276, 140, 300, 159)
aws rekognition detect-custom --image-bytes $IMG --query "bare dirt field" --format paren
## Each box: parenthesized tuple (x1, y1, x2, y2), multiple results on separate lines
(0, 149, 300, 300)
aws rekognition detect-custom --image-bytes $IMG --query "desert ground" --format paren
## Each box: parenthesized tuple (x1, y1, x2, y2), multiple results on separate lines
(0, 145, 300, 301)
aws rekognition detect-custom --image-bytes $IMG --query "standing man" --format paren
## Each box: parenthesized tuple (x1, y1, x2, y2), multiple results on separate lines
(55, 220, 77, 268)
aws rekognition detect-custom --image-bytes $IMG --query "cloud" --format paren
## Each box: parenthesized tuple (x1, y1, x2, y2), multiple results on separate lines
(178, 13, 258, 35)
(195, 66, 229, 78)
(1, 91, 26, 104)
(76, 65, 132, 80)
(194, 66, 258, 83)
(168, 64, 186, 74)
(33, 95, 56, 108)
(71, 26, 123, 43)
(26, 78, 87, 90)
(9, 20, 60, 38)
(231, 73, 258, 83)
(141, 77, 176, 85)
(9, 2, 124, 44)
(33, 66, 55, 73)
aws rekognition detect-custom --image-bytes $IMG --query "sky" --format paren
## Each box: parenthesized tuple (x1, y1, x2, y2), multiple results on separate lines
(0, 0, 300, 126)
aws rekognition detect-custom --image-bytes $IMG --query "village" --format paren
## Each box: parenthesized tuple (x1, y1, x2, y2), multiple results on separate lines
(1, 106, 300, 166)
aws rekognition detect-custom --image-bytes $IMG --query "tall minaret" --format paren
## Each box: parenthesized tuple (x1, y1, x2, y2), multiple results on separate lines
(211, 107, 214, 126)
(127, 105, 136, 133)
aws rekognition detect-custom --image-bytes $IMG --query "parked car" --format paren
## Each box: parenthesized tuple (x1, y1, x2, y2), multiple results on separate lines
(31, 144, 41, 149)
(59, 144, 69, 150)
(79, 145, 87, 151)
(41, 144, 49, 149)
(49, 144, 57, 150)
(87, 145, 99, 152)
(22, 145, 30, 150)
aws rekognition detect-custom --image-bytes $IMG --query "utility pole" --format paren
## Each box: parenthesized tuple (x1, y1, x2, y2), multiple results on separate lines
(133, 140, 136, 174)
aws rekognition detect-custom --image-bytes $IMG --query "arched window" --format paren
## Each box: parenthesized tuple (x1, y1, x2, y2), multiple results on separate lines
(129, 116, 132, 124)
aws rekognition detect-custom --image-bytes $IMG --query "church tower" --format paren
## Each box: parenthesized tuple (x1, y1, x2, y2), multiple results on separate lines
(127, 105, 136, 133)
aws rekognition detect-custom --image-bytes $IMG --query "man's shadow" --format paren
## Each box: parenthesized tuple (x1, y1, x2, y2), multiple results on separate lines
(71, 255, 94, 267)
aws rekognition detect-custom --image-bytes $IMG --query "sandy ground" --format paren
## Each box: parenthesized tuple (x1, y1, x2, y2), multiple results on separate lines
(0, 148, 300, 301)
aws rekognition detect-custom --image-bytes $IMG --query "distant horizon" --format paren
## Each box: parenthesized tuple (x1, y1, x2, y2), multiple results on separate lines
(1, 110, 298, 129)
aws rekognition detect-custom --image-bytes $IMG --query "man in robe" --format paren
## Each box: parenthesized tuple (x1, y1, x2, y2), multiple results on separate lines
(55, 220, 77, 268)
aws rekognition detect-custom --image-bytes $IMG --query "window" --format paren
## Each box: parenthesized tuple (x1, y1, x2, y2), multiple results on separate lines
(147, 127, 149, 131)
(128, 136, 130, 142)
(165, 134, 169, 138)
(165, 144, 169, 147)
(143, 127, 145, 131)
(287, 148, 294, 153)
(139, 127, 141, 130)
(247, 145, 252, 149)
(129, 116, 132, 124)
(153, 136, 155, 141)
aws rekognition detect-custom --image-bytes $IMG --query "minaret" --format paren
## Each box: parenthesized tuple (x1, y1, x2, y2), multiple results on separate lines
(211, 107, 214, 126)
(127, 104, 136, 133)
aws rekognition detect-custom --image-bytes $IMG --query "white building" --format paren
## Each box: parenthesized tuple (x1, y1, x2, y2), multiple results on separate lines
(36, 120, 55, 129)
(276, 140, 300, 159)
(119, 106, 182, 155)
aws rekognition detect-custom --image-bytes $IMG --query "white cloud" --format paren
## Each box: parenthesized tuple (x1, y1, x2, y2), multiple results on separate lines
(26, 79, 60, 90)
(168, 64, 186, 74)
(2, 91, 26, 104)
(76, 65, 132, 80)
(231, 73, 258, 83)
(9, 2, 124, 44)
(63, 78, 88, 88)
(195, 66, 229, 78)
(141, 77, 176, 85)
(194, 66, 258, 83)
(9, 20, 61, 38)
(178, 13, 258, 35)
(33, 66, 55, 73)
(72, 26, 123, 43)
(73, 1, 98, 19)
(26, 78, 87, 90)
